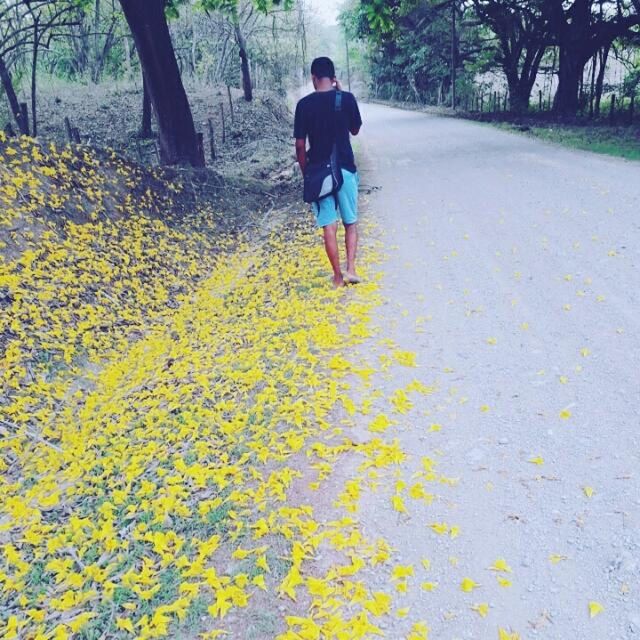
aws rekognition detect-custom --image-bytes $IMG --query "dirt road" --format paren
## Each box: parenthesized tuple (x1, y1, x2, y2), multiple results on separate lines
(350, 103, 640, 638)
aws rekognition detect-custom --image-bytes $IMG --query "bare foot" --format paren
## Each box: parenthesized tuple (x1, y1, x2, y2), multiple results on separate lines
(333, 274, 346, 288)
(344, 272, 361, 284)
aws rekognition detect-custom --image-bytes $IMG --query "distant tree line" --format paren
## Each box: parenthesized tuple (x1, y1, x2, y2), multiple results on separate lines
(342, 0, 640, 117)
(0, 0, 305, 166)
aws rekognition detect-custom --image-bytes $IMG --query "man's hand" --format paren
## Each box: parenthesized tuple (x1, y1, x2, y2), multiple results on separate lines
(333, 77, 343, 91)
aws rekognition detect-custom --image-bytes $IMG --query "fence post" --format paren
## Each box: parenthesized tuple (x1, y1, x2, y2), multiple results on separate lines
(226, 85, 235, 124)
(64, 116, 73, 142)
(609, 94, 616, 124)
(19, 103, 29, 135)
(196, 132, 205, 166)
(207, 118, 216, 160)
(629, 95, 635, 125)
(480, 94, 484, 112)
(219, 104, 226, 144)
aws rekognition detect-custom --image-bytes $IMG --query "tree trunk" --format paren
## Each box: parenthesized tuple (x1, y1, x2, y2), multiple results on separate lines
(508, 88, 531, 114)
(141, 73, 153, 138)
(191, 20, 197, 76)
(124, 36, 133, 78)
(92, 0, 101, 83)
(31, 18, 40, 137)
(234, 22, 252, 102)
(0, 56, 29, 135)
(118, 0, 202, 166)
(408, 77, 420, 103)
(553, 46, 584, 117)
(497, 36, 547, 114)
(505, 66, 537, 114)
(594, 43, 610, 117)
(588, 52, 597, 117)
(92, 10, 118, 84)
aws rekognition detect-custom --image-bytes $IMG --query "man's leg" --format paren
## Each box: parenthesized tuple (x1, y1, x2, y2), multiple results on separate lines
(344, 222, 358, 281)
(322, 221, 344, 287)
(337, 170, 360, 283)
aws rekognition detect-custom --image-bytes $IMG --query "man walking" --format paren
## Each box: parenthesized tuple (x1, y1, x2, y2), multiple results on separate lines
(294, 57, 362, 287)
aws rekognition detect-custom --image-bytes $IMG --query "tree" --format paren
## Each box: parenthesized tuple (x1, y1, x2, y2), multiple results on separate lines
(118, 0, 291, 165)
(118, 0, 203, 166)
(545, 0, 640, 116)
(471, 0, 552, 113)
(346, 0, 482, 105)
(233, 7, 253, 101)
(198, 0, 294, 102)
(0, 55, 26, 133)
(592, 42, 611, 116)
(0, 0, 79, 135)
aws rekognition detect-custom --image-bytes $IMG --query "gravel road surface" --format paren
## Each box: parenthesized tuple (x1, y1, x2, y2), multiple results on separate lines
(349, 103, 640, 639)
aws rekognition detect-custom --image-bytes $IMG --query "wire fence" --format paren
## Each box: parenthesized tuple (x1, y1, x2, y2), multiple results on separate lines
(462, 89, 637, 125)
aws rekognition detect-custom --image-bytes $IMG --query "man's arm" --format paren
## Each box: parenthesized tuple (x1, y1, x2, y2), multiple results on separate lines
(333, 78, 361, 135)
(293, 99, 307, 175)
(295, 139, 307, 175)
(349, 92, 363, 137)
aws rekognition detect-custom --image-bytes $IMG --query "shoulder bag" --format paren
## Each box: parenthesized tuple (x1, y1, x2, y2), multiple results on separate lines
(303, 91, 344, 205)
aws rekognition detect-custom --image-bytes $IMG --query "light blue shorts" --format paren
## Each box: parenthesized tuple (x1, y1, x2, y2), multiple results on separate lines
(312, 169, 359, 228)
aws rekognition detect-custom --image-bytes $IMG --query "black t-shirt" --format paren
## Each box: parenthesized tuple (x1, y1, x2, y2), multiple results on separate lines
(294, 90, 362, 173)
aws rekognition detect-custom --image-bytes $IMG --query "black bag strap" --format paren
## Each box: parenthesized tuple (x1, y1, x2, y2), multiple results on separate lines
(332, 91, 342, 208)
(332, 90, 342, 152)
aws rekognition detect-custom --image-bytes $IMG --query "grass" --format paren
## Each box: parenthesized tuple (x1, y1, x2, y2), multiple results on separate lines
(496, 121, 640, 161)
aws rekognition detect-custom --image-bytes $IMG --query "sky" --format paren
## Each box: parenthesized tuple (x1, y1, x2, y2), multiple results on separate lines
(308, 0, 344, 26)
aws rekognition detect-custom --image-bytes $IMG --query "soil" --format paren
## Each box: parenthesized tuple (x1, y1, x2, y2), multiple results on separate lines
(1, 80, 302, 225)
(338, 101, 640, 640)
(31, 81, 294, 171)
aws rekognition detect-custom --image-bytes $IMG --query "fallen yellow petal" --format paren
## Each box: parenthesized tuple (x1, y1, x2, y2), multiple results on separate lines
(460, 577, 480, 592)
(490, 558, 512, 573)
(471, 603, 489, 618)
(498, 628, 521, 640)
(549, 554, 568, 564)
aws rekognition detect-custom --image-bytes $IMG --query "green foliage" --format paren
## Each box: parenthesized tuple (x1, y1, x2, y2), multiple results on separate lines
(165, 0, 294, 21)
(344, 0, 482, 104)
(362, 0, 398, 36)
(197, 0, 293, 16)
(623, 65, 640, 97)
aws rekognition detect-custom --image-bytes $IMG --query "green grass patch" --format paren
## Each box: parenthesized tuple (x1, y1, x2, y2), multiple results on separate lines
(500, 122, 640, 161)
